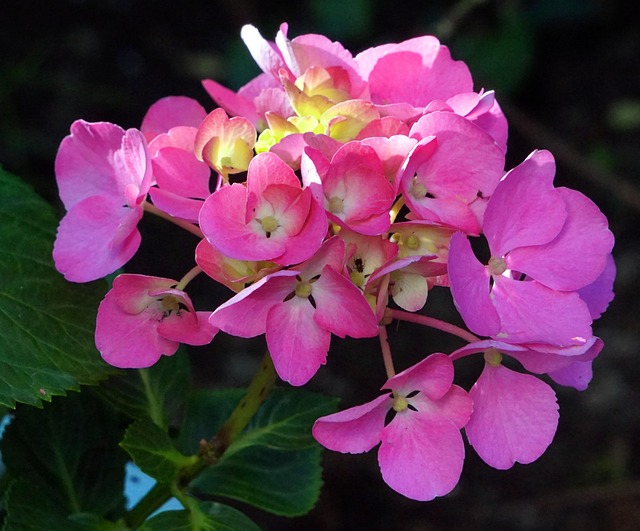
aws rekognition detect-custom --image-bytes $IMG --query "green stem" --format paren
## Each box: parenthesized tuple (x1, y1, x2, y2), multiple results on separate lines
(123, 351, 278, 528)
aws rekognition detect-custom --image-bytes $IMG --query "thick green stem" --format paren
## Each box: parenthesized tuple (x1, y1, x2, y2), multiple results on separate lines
(123, 351, 278, 528)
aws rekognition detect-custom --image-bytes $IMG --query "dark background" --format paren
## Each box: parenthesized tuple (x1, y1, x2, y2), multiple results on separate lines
(1, 0, 639, 529)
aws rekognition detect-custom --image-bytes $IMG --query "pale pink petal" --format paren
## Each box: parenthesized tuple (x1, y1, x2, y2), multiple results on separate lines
(379, 411, 465, 501)
(201, 79, 261, 125)
(447, 232, 501, 337)
(112, 274, 175, 314)
(466, 364, 559, 470)
(391, 272, 428, 312)
(266, 298, 331, 385)
(148, 188, 203, 222)
(312, 266, 378, 339)
(140, 96, 207, 142)
(241, 24, 288, 79)
(313, 394, 391, 453)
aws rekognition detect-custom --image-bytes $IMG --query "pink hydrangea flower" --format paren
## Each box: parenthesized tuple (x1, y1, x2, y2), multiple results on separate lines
(199, 151, 328, 265)
(313, 353, 472, 500)
(209, 237, 378, 385)
(95, 274, 217, 368)
(448, 149, 614, 346)
(53, 120, 153, 282)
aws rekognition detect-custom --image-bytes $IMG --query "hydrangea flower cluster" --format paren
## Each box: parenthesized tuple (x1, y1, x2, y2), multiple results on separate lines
(53, 23, 615, 502)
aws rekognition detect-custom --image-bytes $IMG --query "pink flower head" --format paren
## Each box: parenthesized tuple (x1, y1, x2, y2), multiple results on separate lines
(95, 274, 217, 368)
(303, 141, 395, 235)
(313, 354, 472, 501)
(448, 150, 615, 347)
(199, 151, 328, 265)
(209, 237, 378, 385)
(53, 120, 153, 282)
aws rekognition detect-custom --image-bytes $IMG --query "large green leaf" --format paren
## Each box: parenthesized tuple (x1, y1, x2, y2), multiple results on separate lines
(96, 352, 190, 429)
(182, 387, 338, 516)
(0, 390, 127, 518)
(120, 417, 198, 485)
(0, 168, 114, 408)
(138, 501, 260, 531)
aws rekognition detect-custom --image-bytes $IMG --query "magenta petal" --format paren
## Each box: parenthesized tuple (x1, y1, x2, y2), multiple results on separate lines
(379, 411, 465, 501)
(447, 232, 501, 337)
(466, 364, 559, 469)
(483, 150, 566, 256)
(266, 298, 331, 386)
(385, 353, 453, 401)
(578, 254, 616, 320)
(312, 394, 391, 453)
(148, 188, 203, 223)
(312, 266, 378, 339)
(509, 188, 614, 291)
(158, 310, 217, 346)
(201, 79, 261, 125)
(548, 360, 594, 391)
(53, 196, 142, 282)
(492, 275, 593, 346)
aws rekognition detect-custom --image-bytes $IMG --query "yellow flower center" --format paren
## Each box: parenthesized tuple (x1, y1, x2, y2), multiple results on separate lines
(260, 216, 279, 236)
(295, 280, 312, 298)
(328, 196, 344, 214)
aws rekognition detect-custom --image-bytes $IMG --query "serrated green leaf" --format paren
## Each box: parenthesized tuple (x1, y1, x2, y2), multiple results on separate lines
(120, 417, 198, 485)
(0, 391, 127, 517)
(96, 352, 190, 429)
(228, 387, 339, 455)
(138, 501, 260, 531)
(191, 446, 323, 516)
(0, 168, 115, 408)
(181, 387, 338, 516)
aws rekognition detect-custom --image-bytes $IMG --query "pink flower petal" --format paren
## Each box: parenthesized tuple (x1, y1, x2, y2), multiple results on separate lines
(465, 364, 559, 469)
(140, 96, 207, 142)
(266, 297, 331, 385)
(379, 410, 465, 501)
(312, 394, 391, 453)
(385, 353, 454, 401)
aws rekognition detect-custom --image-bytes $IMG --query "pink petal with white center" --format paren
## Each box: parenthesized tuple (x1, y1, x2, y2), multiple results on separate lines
(379, 410, 465, 501)
(508, 188, 614, 291)
(95, 288, 177, 369)
(465, 363, 559, 470)
(201, 79, 262, 126)
(53, 196, 142, 282)
(385, 353, 454, 401)
(323, 142, 394, 235)
(483, 150, 565, 257)
(358, 36, 473, 106)
(140, 96, 207, 143)
(492, 275, 593, 346)
(209, 270, 298, 338)
(312, 394, 391, 453)
(447, 232, 501, 337)
(55, 120, 126, 209)
(578, 254, 616, 320)
(311, 266, 378, 339)
(266, 297, 331, 385)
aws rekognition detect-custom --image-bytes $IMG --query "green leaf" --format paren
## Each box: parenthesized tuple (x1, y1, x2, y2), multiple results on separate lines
(0, 390, 127, 517)
(0, 168, 115, 408)
(138, 501, 260, 531)
(120, 417, 198, 485)
(96, 352, 191, 429)
(183, 387, 338, 516)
